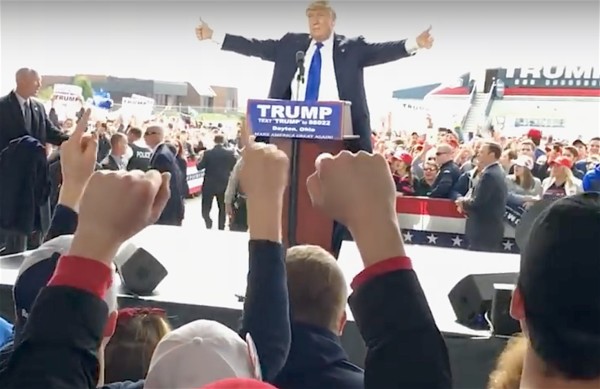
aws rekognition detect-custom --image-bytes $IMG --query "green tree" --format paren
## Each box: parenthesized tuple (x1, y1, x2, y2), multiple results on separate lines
(37, 86, 54, 101)
(73, 75, 94, 99)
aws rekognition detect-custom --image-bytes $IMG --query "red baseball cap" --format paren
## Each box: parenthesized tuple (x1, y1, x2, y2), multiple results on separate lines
(391, 151, 413, 165)
(550, 156, 573, 169)
(527, 128, 542, 140)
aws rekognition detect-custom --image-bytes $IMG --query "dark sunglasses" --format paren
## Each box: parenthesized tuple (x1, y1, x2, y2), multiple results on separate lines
(145, 131, 157, 136)
(435, 152, 448, 156)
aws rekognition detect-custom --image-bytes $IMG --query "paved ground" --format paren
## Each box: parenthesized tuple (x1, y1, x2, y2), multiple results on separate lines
(182, 196, 220, 230)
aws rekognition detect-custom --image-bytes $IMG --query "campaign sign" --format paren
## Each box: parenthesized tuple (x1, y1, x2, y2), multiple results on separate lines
(503, 203, 525, 228)
(247, 99, 343, 140)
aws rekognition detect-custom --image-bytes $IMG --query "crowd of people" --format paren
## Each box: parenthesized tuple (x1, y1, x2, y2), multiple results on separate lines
(0, 106, 599, 389)
(1, 0, 599, 386)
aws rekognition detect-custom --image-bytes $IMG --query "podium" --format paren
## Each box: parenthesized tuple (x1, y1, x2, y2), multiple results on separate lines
(247, 99, 355, 252)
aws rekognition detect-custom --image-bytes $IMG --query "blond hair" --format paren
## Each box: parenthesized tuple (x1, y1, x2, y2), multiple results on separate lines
(286, 245, 347, 331)
(306, 1, 336, 19)
(488, 334, 528, 389)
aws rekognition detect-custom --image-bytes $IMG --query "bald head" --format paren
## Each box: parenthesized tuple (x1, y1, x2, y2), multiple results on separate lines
(144, 124, 165, 148)
(435, 143, 453, 164)
(15, 68, 41, 99)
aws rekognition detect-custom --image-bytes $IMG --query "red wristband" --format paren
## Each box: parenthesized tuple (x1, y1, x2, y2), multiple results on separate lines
(351, 256, 413, 290)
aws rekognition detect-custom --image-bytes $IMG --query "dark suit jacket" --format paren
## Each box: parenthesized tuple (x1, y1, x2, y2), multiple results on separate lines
(0, 91, 67, 152)
(462, 162, 508, 251)
(0, 136, 50, 234)
(222, 33, 413, 152)
(150, 144, 185, 225)
(274, 323, 363, 389)
(196, 144, 236, 195)
(429, 160, 461, 199)
(349, 269, 452, 388)
(101, 155, 121, 171)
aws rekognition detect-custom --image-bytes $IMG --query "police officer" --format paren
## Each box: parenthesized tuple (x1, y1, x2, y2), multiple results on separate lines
(126, 127, 152, 171)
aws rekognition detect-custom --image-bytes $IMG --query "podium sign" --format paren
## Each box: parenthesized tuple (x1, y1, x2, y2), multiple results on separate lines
(247, 99, 351, 140)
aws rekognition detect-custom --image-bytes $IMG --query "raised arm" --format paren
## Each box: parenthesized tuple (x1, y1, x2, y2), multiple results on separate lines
(222, 34, 280, 62)
(237, 143, 291, 382)
(195, 21, 279, 62)
(358, 26, 433, 67)
(306, 151, 451, 388)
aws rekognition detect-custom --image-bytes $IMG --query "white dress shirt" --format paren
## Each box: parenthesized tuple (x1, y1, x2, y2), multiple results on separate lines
(291, 34, 339, 101)
(216, 33, 420, 102)
(14, 92, 30, 116)
(291, 35, 419, 101)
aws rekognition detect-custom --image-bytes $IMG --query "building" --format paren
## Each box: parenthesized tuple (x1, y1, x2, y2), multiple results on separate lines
(41, 74, 239, 112)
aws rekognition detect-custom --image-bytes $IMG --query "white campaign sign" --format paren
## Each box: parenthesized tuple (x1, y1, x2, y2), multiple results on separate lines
(53, 84, 82, 103)
(121, 95, 154, 119)
(131, 94, 155, 105)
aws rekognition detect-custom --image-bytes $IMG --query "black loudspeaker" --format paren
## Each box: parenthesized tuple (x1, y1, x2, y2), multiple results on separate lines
(448, 273, 518, 329)
(491, 283, 521, 336)
(114, 243, 168, 296)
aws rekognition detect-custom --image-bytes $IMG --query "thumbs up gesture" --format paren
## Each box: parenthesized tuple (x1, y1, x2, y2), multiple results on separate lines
(416, 26, 434, 49)
(195, 18, 214, 41)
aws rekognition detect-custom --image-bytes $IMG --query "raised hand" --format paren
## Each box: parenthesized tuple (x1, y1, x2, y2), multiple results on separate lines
(307, 151, 405, 266)
(240, 141, 289, 206)
(195, 18, 214, 41)
(307, 151, 397, 231)
(69, 170, 171, 264)
(416, 26, 434, 49)
(60, 108, 97, 190)
(240, 132, 289, 242)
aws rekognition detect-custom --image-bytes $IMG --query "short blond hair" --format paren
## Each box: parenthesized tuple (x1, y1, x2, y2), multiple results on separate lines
(487, 334, 527, 389)
(286, 245, 347, 331)
(306, 1, 336, 19)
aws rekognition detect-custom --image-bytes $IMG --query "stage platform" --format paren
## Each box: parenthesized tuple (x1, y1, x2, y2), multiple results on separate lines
(0, 226, 519, 388)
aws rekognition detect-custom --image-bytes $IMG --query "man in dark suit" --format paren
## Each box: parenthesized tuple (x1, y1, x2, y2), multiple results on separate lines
(144, 125, 185, 226)
(196, 0, 433, 152)
(101, 133, 128, 171)
(0, 68, 69, 253)
(456, 142, 508, 252)
(197, 134, 237, 230)
(196, 0, 433, 256)
(0, 68, 68, 152)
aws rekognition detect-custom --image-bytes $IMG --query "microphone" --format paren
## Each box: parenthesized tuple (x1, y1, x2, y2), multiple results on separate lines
(295, 51, 305, 82)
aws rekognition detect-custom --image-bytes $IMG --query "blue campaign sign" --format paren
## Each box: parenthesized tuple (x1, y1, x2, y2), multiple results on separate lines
(504, 203, 525, 228)
(247, 99, 343, 140)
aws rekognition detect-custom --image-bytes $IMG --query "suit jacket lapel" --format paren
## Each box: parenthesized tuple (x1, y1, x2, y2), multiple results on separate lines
(31, 100, 40, 135)
(8, 91, 25, 129)
(332, 34, 344, 98)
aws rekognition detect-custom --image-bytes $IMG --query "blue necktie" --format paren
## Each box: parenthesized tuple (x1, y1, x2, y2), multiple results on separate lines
(304, 42, 323, 101)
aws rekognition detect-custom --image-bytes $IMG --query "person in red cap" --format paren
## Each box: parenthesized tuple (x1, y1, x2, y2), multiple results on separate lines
(526, 129, 546, 160)
(541, 156, 583, 200)
(389, 151, 415, 196)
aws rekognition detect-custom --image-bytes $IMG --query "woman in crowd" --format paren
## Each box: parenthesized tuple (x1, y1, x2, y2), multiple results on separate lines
(104, 308, 171, 384)
(413, 160, 439, 196)
(542, 156, 583, 199)
(389, 151, 415, 195)
(171, 139, 191, 199)
(506, 156, 542, 207)
(499, 149, 517, 174)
